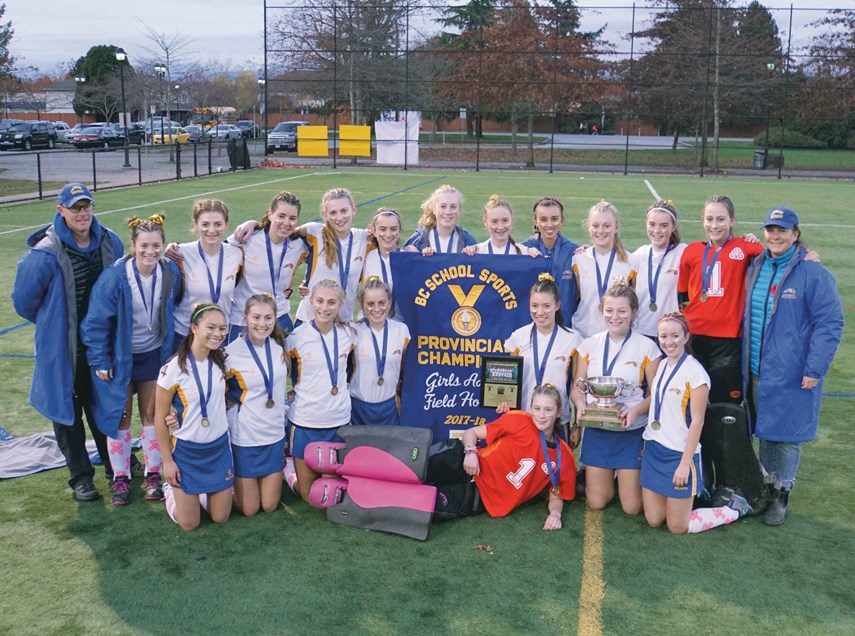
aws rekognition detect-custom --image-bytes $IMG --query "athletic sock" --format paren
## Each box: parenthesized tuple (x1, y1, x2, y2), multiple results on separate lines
(141, 425, 162, 475)
(198, 493, 209, 512)
(162, 483, 178, 524)
(687, 506, 740, 533)
(283, 456, 298, 494)
(107, 429, 133, 479)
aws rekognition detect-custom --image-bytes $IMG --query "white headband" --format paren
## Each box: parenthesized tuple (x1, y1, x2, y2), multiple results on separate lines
(647, 206, 677, 221)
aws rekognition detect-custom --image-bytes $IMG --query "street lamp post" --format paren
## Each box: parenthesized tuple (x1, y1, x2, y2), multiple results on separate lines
(257, 77, 265, 140)
(153, 65, 166, 147)
(73, 75, 86, 126)
(114, 48, 131, 168)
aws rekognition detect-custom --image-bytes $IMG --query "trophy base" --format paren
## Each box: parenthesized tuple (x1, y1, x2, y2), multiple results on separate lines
(579, 407, 624, 432)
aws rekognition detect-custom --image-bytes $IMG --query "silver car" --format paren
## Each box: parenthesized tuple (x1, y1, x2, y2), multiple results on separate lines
(266, 121, 307, 153)
(211, 124, 243, 140)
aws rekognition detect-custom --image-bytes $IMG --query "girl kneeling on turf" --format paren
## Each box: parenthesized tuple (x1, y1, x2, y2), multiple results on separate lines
(640, 313, 752, 533)
(155, 304, 233, 531)
(225, 294, 290, 516)
(462, 384, 577, 531)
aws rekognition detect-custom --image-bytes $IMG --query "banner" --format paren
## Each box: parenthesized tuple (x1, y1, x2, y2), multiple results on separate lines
(392, 252, 547, 440)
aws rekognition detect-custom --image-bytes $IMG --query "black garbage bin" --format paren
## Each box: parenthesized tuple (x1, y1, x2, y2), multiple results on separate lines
(226, 139, 236, 170)
(753, 149, 768, 169)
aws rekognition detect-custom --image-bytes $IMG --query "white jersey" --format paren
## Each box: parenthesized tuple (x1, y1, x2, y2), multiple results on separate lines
(571, 248, 638, 338)
(286, 322, 356, 429)
(125, 258, 163, 353)
(643, 354, 710, 454)
(174, 240, 243, 336)
(504, 323, 582, 423)
(227, 230, 307, 327)
(157, 354, 229, 444)
(225, 336, 289, 447)
(632, 243, 687, 337)
(361, 246, 404, 322)
(473, 239, 524, 255)
(577, 330, 662, 430)
(349, 320, 411, 403)
(295, 223, 370, 324)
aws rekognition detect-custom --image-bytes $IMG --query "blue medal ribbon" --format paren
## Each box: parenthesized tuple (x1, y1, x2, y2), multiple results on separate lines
(652, 351, 689, 424)
(378, 250, 397, 309)
(244, 335, 274, 404)
(369, 320, 388, 382)
(537, 430, 562, 495)
(701, 238, 729, 296)
(647, 244, 674, 308)
(132, 258, 157, 331)
(531, 324, 559, 386)
(337, 233, 354, 291)
(595, 248, 617, 298)
(432, 228, 456, 254)
(312, 321, 339, 392)
(197, 242, 224, 304)
(266, 231, 289, 296)
(188, 350, 213, 424)
(602, 329, 632, 376)
(488, 241, 511, 255)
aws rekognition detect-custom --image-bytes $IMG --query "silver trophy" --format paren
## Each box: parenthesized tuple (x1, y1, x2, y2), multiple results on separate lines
(575, 376, 632, 430)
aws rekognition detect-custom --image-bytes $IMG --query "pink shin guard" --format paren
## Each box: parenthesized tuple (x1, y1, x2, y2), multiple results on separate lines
(308, 477, 348, 509)
(304, 442, 347, 474)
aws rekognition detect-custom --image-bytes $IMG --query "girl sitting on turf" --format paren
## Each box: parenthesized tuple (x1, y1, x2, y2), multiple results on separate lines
(461, 384, 577, 530)
(225, 293, 290, 516)
(641, 312, 752, 533)
(349, 277, 411, 427)
(403, 184, 478, 255)
(463, 195, 539, 256)
(156, 304, 233, 531)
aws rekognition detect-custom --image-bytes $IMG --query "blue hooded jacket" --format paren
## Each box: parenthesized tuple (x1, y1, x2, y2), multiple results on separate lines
(11, 214, 124, 426)
(742, 246, 843, 442)
(521, 232, 579, 327)
(80, 256, 183, 438)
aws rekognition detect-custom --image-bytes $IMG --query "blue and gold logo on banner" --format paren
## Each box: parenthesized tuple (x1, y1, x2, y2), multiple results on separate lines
(449, 284, 484, 336)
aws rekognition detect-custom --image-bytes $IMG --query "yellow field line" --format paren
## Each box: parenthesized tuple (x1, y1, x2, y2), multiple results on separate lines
(578, 507, 604, 636)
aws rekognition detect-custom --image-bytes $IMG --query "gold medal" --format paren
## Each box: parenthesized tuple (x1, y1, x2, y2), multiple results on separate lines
(651, 420, 661, 431)
(201, 417, 210, 427)
(552, 487, 560, 496)
(377, 377, 384, 386)
(265, 399, 275, 409)
(331, 386, 338, 396)
(700, 292, 708, 302)
(649, 302, 657, 312)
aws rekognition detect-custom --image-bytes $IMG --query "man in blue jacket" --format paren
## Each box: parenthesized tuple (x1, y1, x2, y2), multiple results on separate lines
(12, 183, 124, 501)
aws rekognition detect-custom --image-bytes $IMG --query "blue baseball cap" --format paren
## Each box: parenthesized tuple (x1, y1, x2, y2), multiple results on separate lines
(763, 207, 799, 230)
(58, 183, 95, 208)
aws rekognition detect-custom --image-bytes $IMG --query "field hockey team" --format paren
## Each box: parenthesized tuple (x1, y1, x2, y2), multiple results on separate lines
(14, 181, 842, 534)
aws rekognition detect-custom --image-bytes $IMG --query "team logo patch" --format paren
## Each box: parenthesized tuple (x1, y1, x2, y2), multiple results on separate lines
(729, 247, 745, 260)
(769, 209, 784, 219)
(781, 287, 797, 300)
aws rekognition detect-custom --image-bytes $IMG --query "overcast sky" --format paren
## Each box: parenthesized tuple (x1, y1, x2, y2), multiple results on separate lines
(6, 1, 852, 78)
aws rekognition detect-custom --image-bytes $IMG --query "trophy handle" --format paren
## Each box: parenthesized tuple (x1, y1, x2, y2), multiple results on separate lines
(617, 382, 633, 398)
(575, 378, 590, 394)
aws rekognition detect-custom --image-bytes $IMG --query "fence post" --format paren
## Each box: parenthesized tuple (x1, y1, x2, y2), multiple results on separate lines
(208, 138, 212, 175)
(193, 140, 198, 177)
(36, 153, 43, 199)
(176, 143, 182, 180)
(137, 146, 142, 185)
(92, 150, 97, 191)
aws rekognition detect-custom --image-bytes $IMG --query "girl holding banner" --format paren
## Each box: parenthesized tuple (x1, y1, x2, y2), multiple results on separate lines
(463, 195, 538, 256)
(403, 184, 477, 255)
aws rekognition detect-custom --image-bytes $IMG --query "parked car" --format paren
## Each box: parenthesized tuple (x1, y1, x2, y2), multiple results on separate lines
(66, 122, 107, 143)
(266, 121, 307, 153)
(184, 124, 209, 143)
(110, 123, 146, 145)
(235, 120, 259, 138)
(211, 123, 243, 140)
(52, 122, 72, 143)
(152, 125, 191, 145)
(0, 121, 57, 150)
(72, 126, 125, 150)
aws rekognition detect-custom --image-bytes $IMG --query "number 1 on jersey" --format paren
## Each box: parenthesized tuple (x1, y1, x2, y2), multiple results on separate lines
(506, 458, 536, 489)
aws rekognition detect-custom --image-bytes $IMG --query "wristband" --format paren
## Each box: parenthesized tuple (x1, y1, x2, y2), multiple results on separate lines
(464, 448, 478, 455)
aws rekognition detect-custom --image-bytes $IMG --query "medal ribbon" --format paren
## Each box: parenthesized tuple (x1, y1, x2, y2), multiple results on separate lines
(488, 241, 511, 255)
(531, 324, 559, 386)
(653, 351, 688, 424)
(244, 335, 274, 404)
(379, 251, 396, 309)
(432, 228, 455, 254)
(701, 238, 729, 296)
(266, 232, 289, 296)
(603, 329, 633, 376)
(595, 248, 617, 298)
(538, 430, 562, 494)
(647, 244, 674, 308)
(197, 242, 224, 304)
(370, 320, 388, 381)
(312, 321, 339, 391)
(337, 232, 354, 291)
(132, 258, 157, 331)
(188, 350, 213, 423)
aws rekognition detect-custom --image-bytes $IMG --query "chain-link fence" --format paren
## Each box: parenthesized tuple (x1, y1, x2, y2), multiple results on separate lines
(259, 2, 854, 177)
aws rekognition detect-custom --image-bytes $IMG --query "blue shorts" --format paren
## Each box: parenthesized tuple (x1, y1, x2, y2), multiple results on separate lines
(232, 437, 286, 479)
(351, 396, 399, 427)
(171, 432, 234, 495)
(131, 348, 161, 383)
(288, 422, 343, 460)
(172, 331, 188, 356)
(640, 440, 702, 499)
(580, 426, 644, 470)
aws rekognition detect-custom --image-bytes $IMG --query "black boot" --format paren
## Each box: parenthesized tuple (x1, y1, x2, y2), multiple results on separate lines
(763, 488, 789, 526)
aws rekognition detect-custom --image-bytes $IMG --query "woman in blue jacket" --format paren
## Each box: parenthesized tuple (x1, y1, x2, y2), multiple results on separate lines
(743, 207, 843, 526)
(81, 215, 182, 506)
